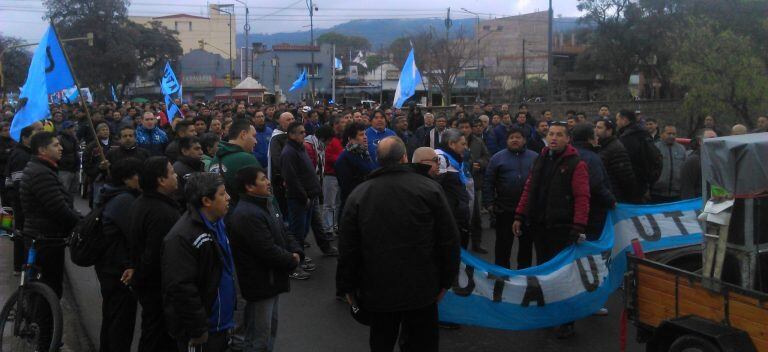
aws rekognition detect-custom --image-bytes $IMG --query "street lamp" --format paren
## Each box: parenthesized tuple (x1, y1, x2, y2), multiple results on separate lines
(209, 4, 234, 88)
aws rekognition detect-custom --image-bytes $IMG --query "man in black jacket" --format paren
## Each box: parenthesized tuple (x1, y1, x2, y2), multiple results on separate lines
(57, 120, 80, 196)
(268, 112, 294, 215)
(338, 136, 460, 352)
(165, 120, 196, 162)
(228, 166, 302, 350)
(5, 122, 41, 274)
(595, 118, 639, 203)
(172, 136, 204, 200)
(616, 110, 661, 202)
(106, 126, 151, 164)
(162, 173, 235, 352)
(281, 121, 323, 278)
(20, 131, 81, 298)
(95, 157, 143, 352)
(128, 156, 180, 352)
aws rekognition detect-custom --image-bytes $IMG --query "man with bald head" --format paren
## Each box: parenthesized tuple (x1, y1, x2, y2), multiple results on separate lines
(412, 147, 439, 178)
(731, 124, 748, 136)
(268, 111, 296, 214)
(680, 128, 718, 199)
(338, 136, 460, 352)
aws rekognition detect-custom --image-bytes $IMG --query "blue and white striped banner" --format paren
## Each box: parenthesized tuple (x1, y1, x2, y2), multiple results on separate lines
(438, 198, 703, 330)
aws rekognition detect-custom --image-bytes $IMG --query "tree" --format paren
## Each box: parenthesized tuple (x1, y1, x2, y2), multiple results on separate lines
(671, 19, 768, 130)
(0, 35, 32, 93)
(44, 0, 182, 97)
(420, 27, 476, 106)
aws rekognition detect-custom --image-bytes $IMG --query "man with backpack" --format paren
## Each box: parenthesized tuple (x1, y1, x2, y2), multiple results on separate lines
(94, 158, 144, 352)
(616, 110, 662, 203)
(128, 156, 181, 352)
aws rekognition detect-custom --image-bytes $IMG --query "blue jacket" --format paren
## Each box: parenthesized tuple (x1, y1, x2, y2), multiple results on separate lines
(335, 145, 377, 211)
(254, 125, 273, 167)
(484, 128, 499, 155)
(365, 127, 396, 165)
(135, 125, 168, 156)
(483, 147, 538, 213)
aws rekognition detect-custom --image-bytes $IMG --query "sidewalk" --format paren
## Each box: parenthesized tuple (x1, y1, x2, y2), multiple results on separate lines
(0, 234, 93, 351)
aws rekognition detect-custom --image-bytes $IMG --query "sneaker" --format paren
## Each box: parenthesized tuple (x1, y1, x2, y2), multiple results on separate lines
(301, 262, 317, 272)
(555, 324, 575, 339)
(304, 255, 313, 263)
(322, 246, 339, 257)
(593, 307, 608, 316)
(303, 243, 311, 248)
(289, 269, 311, 280)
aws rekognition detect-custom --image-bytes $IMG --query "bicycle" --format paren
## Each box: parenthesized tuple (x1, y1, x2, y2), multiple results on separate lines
(0, 231, 65, 352)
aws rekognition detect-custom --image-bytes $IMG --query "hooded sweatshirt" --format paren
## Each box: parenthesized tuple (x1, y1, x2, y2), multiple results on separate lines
(209, 141, 261, 203)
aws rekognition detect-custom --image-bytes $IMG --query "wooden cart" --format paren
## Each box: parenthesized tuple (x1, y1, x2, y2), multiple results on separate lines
(625, 255, 768, 352)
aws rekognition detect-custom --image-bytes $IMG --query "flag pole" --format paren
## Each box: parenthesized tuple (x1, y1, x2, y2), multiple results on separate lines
(332, 44, 336, 103)
(49, 22, 106, 165)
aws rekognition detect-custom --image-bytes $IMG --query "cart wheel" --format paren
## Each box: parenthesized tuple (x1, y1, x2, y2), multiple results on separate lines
(668, 334, 721, 352)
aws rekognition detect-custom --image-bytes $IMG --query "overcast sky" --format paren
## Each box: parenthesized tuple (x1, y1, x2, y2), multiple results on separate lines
(0, 0, 582, 43)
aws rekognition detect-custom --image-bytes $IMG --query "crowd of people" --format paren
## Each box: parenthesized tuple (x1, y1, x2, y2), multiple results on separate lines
(1, 98, 766, 351)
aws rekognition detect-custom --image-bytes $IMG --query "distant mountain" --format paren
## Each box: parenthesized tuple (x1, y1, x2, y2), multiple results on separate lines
(238, 17, 588, 50)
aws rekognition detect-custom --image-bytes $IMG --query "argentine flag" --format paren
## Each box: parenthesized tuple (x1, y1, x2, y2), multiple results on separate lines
(11, 24, 74, 141)
(393, 47, 421, 108)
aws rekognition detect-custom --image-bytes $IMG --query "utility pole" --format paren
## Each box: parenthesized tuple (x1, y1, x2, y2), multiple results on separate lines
(308, 0, 316, 104)
(522, 39, 526, 100)
(460, 8, 481, 103)
(547, 0, 553, 103)
(444, 8, 452, 106)
(236, 0, 250, 78)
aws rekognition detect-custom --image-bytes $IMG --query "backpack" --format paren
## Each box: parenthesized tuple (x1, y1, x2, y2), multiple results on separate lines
(641, 136, 663, 185)
(69, 205, 106, 267)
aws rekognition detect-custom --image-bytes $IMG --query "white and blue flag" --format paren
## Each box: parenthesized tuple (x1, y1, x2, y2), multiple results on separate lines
(334, 57, 343, 71)
(392, 47, 421, 108)
(439, 199, 704, 330)
(11, 24, 74, 141)
(289, 68, 308, 92)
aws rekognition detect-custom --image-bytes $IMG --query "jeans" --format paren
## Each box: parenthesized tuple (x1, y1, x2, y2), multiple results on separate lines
(369, 303, 438, 352)
(58, 170, 79, 196)
(286, 198, 313, 246)
(243, 296, 279, 352)
(321, 176, 340, 233)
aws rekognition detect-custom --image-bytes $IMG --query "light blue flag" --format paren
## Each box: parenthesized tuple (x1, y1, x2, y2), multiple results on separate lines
(111, 85, 118, 102)
(288, 68, 308, 92)
(161, 62, 180, 95)
(393, 47, 422, 108)
(334, 57, 343, 71)
(11, 24, 74, 141)
(161, 62, 182, 122)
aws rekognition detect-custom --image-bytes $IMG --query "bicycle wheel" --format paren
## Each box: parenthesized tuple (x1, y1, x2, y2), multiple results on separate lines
(0, 281, 63, 352)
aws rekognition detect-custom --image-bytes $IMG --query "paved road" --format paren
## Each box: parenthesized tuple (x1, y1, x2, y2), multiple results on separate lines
(59, 198, 645, 351)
